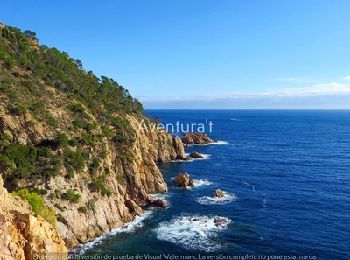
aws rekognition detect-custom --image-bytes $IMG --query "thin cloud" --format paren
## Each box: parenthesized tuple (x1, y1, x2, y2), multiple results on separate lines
(276, 77, 315, 83)
(139, 77, 350, 103)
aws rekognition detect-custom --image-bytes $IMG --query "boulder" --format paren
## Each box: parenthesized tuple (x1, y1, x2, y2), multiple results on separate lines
(214, 217, 229, 227)
(125, 200, 143, 215)
(173, 173, 195, 188)
(182, 133, 215, 145)
(188, 179, 195, 187)
(148, 199, 168, 208)
(213, 189, 224, 198)
(189, 152, 204, 158)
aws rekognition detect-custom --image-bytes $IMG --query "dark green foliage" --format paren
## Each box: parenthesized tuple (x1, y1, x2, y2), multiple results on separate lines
(90, 175, 111, 196)
(80, 132, 95, 145)
(24, 30, 37, 40)
(48, 190, 61, 200)
(62, 189, 80, 203)
(66, 170, 74, 179)
(7, 103, 27, 116)
(72, 118, 94, 131)
(68, 138, 80, 147)
(86, 200, 96, 211)
(0, 25, 143, 118)
(0, 142, 60, 181)
(30, 187, 48, 195)
(28, 101, 59, 128)
(78, 206, 87, 214)
(57, 214, 68, 225)
(67, 103, 85, 114)
(89, 158, 100, 173)
(0, 24, 147, 195)
(64, 149, 85, 172)
(57, 133, 69, 147)
(101, 125, 114, 138)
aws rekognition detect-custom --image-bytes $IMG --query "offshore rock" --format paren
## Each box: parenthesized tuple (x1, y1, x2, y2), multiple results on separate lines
(182, 133, 215, 145)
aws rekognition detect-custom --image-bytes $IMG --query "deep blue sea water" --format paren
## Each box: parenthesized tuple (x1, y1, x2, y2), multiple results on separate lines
(80, 110, 350, 260)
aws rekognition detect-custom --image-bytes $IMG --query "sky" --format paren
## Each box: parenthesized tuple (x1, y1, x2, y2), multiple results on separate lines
(1, 0, 350, 108)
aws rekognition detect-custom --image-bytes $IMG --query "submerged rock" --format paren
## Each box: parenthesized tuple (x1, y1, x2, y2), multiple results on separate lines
(214, 216, 229, 227)
(182, 133, 215, 145)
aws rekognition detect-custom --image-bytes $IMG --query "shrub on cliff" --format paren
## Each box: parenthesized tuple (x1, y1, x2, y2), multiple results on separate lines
(90, 176, 111, 196)
(62, 189, 81, 203)
(13, 188, 57, 225)
(64, 149, 85, 172)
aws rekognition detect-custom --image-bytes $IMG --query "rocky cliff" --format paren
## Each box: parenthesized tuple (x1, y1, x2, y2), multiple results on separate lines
(0, 176, 68, 259)
(0, 23, 186, 257)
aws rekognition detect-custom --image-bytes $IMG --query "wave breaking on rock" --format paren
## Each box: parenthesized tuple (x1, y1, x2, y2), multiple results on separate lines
(196, 192, 237, 205)
(155, 214, 231, 252)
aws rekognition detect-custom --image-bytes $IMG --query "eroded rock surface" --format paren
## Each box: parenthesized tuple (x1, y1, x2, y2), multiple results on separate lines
(182, 133, 215, 145)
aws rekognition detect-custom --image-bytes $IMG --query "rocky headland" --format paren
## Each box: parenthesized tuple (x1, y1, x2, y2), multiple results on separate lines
(0, 23, 186, 258)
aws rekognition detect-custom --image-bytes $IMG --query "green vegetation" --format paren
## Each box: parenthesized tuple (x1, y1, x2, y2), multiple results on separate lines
(0, 25, 143, 117)
(101, 125, 114, 138)
(62, 189, 81, 203)
(57, 133, 69, 148)
(89, 158, 100, 173)
(13, 188, 57, 225)
(116, 174, 125, 185)
(78, 206, 87, 214)
(64, 149, 85, 172)
(86, 200, 96, 211)
(0, 24, 150, 220)
(90, 175, 111, 196)
(0, 142, 61, 186)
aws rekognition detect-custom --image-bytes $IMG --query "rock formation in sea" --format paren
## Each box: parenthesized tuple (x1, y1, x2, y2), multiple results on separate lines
(182, 133, 215, 145)
(189, 152, 204, 158)
(0, 23, 186, 257)
(173, 173, 195, 188)
(213, 189, 225, 198)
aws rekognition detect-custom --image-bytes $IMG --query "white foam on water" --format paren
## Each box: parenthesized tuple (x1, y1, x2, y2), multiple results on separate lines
(193, 178, 213, 187)
(242, 181, 256, 192)
(170, 153, 211, 163)
(172, 178, 213, 189)
(149, 193, 169, 200)
(230, 118, 241, 121)
(170, 158, 193, 163)
(148, 193, 172, 208)
(71, 210, 152, 255)
(196, 153, 211, 160)
(196, 192, 237, 205)
(212, 141, 229, 145)
(185, 153, 211, 161)
(262, 198, 267, 208)
(155, 214, 231, 252)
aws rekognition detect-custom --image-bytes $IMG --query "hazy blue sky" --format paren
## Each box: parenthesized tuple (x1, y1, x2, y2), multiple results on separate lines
(2, 0, 350, 108)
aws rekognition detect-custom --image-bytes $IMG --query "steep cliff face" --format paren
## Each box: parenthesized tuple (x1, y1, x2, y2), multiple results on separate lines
(51, 116, 186, 247)
(0, 22, 186, 255)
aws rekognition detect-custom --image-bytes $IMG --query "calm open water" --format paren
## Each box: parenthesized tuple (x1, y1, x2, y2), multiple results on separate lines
(80, 110, 350, 260)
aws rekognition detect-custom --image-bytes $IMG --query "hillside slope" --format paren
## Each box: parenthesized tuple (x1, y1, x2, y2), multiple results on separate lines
(0, 22, 185, 256)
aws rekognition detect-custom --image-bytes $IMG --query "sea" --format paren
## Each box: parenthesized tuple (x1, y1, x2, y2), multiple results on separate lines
(76, 110, 350, 260)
